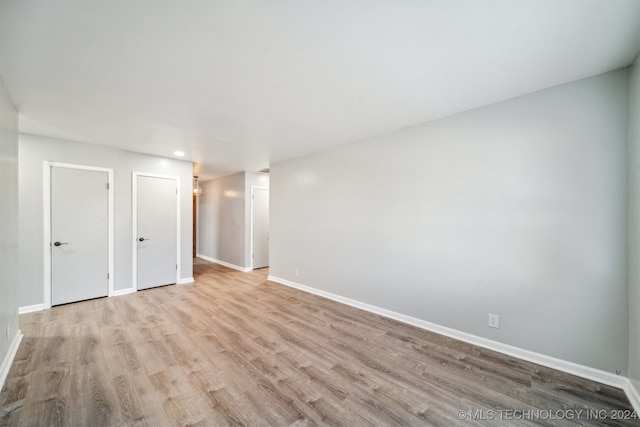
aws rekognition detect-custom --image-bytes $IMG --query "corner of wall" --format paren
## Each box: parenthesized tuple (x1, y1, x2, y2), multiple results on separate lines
(0, 76, 21, 391)
(627, 56, 640, 403)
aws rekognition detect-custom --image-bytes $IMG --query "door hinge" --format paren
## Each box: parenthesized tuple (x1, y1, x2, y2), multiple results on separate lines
(176, 264, 178, 270)
(107, 273, 110, 279)
(176, 188, 178, 195)
(106, 183, 110, 190)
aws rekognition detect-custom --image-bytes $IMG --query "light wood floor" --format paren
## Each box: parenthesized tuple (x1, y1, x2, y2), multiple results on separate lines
(1, 258, 638, 426)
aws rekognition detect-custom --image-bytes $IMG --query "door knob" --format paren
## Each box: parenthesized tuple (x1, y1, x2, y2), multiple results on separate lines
(139, 237, 149, 242)
(53, 241, 69, 246)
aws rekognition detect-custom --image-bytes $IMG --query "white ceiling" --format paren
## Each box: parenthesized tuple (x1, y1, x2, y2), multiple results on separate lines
(1, 1, 639, 180)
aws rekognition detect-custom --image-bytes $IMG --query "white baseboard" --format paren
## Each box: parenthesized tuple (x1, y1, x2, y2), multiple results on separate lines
(179, 277, 195, 284)
(268, 275, 631, 394)
(623, 379, 640, 414)
(0, 330, 23, 391)
(112, 288, 135, 297)
(18, 304, 45, 314)
(197, 254, 251, 272)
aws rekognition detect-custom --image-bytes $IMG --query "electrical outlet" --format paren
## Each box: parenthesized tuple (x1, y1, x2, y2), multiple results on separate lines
(488, 313, 499, 329)
(295, 269, 300, 277)
(5, 322, 10, 340)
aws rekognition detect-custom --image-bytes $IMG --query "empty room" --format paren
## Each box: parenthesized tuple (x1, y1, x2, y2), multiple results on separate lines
(1, 0, 640, 425)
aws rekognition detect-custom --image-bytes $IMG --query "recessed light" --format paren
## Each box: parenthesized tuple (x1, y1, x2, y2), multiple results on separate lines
(174, 151, 185, 157)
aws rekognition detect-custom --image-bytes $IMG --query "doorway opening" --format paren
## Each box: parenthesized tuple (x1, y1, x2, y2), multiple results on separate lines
(250, 186, 269, 270)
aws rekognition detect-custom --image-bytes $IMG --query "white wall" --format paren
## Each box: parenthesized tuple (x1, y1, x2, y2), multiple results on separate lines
(0, 77, 20, 384)
(198, 171, 269, 269)
(628, 57, 640, 394)
(271, 69, 629, 374)
(19, 134, 194, 307)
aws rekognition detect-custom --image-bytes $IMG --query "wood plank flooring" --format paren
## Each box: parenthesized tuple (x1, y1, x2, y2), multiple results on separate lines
(1, 258, 638, 426)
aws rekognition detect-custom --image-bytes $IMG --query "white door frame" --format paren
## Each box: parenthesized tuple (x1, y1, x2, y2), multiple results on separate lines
(250, 186, 269, 270)
(43, 162, 114, 309)
(132, 171, 181, 291)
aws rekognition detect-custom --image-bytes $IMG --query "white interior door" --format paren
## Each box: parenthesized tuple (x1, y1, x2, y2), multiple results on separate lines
(136, 175, 178, 290)
(252, 187, 269, 269)
(51, 166, 109, 305)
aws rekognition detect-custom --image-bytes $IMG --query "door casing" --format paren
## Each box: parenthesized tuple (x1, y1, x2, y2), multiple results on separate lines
(250, 186, 270, 269)
(43, 162, 114, 309)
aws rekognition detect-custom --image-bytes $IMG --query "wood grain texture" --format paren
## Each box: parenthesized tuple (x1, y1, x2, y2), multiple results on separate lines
(1, 258, 638, 426)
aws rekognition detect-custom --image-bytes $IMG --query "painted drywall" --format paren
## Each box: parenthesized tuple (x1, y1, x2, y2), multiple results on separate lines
(271, 69, 629, 374)
(198, 171, 269, 269)
(0, 78, 20, 377)
(198, 172, 246, 268)
(18, 134, 193, 307)
(629, 57, 640, 393)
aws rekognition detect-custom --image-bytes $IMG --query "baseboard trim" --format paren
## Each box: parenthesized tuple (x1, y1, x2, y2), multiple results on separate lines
(112, 288, 136, 297)
(197, 254, 251, 272)
(623, 379, 640, 413)
(268, 275, 630, 393)
(179, 277, 195, 285)
(0, 330, 23, 391)
(18, 304, 45, 314)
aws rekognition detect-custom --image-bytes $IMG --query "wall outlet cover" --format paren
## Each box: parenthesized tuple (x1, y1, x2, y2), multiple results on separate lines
(488, 313, 499, 328)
